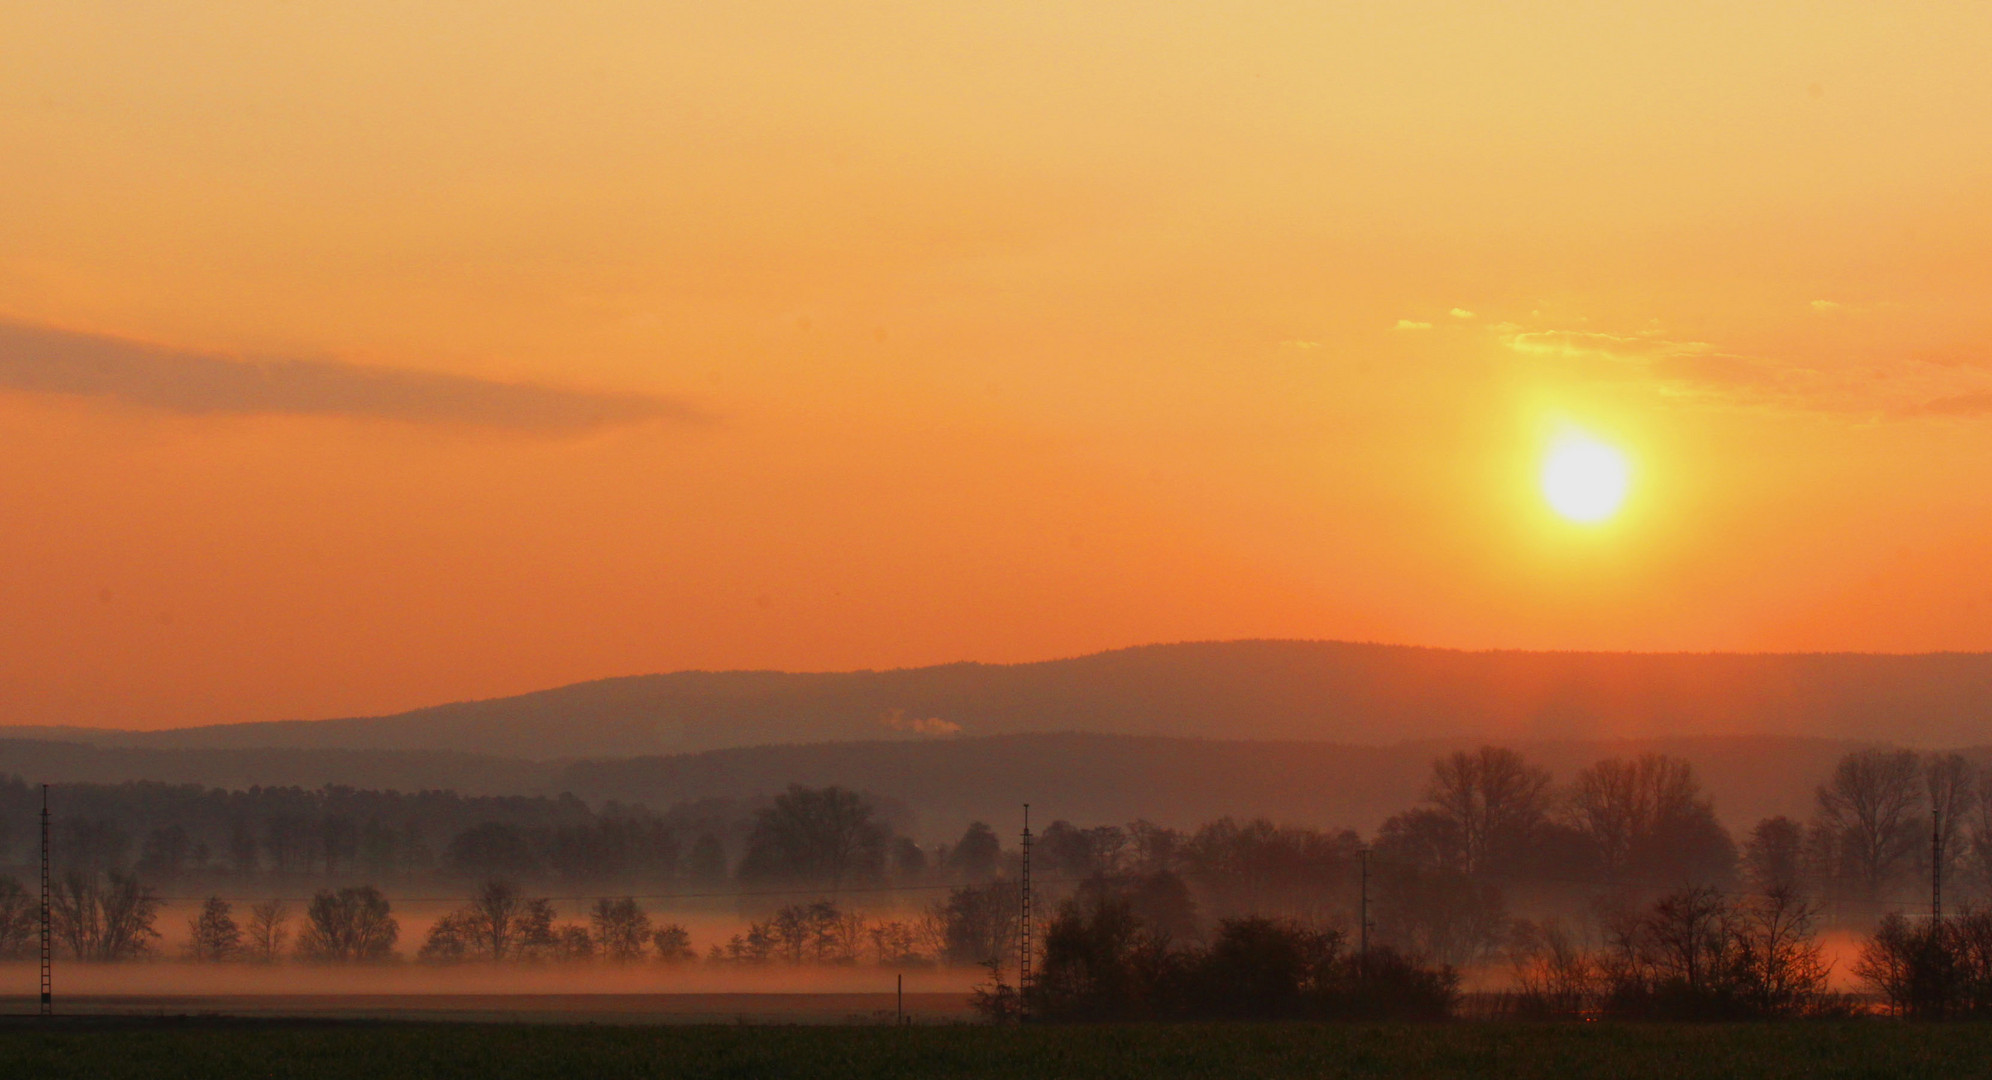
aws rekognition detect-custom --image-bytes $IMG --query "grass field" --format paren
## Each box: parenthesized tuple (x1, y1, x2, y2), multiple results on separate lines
(4, 1019, 1992, 1080)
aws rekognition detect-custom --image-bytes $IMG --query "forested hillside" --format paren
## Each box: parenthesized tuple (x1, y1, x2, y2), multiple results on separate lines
(0, 732, 1878, 839)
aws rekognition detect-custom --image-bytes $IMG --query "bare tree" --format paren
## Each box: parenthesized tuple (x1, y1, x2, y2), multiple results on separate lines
(1732, 885, 1829, 1016)
(1742, 817, 1805, 893)
(187, 897, 244, 962)
(1508, 919, 1596, 1017)
(1926, 752, 1975, 894)
(296, 885, 399, 962)
(1967, 765, 1992, 902)
(590, 897, 652, 962)
(555, 924, 594, 960)
(1567, 754, 1730, 882)
(653, 923, 695, 962)
(420, 880, 556, 961)
(49, 870, 161, 961)
(1815, 749, 1924, 902)
(1427, 747, 1552, 877)
(245, 899, 291, 962)
(0, 877, 35, 960)
(931, 879, 1023, 967)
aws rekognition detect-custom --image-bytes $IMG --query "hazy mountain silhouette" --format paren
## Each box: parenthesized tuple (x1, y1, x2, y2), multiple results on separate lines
(8, 640, 1992, 758)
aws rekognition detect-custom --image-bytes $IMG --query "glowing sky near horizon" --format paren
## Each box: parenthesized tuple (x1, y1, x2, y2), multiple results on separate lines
(5, 2, 1992, 728)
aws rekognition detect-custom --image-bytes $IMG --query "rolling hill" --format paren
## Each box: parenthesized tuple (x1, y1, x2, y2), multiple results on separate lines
(6, 640, 1992, 759)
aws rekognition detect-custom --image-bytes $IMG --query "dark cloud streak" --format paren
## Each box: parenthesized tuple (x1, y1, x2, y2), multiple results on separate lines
(0, 322, 708, 433)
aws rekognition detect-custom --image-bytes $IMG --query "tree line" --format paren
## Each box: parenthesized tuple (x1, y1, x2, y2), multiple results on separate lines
(7, 745, 1992, 1007)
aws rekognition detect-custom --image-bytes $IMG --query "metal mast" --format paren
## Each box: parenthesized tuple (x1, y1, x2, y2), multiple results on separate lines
(1019, 803, 1033, 1009)
(40, 783, 51, 1017)
(1358, 847, 1370, 977)
(1934, 807, 1944, 924)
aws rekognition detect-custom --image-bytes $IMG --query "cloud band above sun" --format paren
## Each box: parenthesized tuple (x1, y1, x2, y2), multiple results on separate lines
(0, 321, 709, 434)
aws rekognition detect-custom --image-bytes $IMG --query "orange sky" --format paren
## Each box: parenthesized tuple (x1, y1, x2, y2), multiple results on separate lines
(5, 2, 1992, 729)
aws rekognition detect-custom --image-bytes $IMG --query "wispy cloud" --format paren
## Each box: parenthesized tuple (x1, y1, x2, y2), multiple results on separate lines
(1504, 329, 1713, 364)
(1501, 322, 1992, 419)
(1900, 391, 1992, 418)
(1449, 308, 1475, 320)
(0, 322, 707, 433)
(1394, 319, 1431, 331)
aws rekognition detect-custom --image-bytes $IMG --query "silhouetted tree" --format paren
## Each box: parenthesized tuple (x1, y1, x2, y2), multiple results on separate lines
(1125, 820, 1183, 876)
(1567, 755, 1735, 884)
(296, 885, 398, 962)
(1373, 863, 1509, 968)
(653, 923, 695, 962)
(590, 897, 652, 962)
(0, 877, 35, 960)
(245, 899, 291, 962)
(1743, 816, 1804, 892)
(1026, 892, 1165, 1020)
(49, 870, 161, 961)
(1927, 752, 1975, 895)
(869, 919, 927, 966)
(1815, 749, 1923, 902)
(1595, 884, 1830, 1019)
(1508, 919, 1596, 1018)
(187, 897, 243, 961)
(421, 880, 555, 961)
(945, 822, 1002, 880)
(1039, 822, 1128, 879)
(1426, 747, 1553, 877)
(555, 923, 594, 960)
(1180, 817, 1360, 921)
(1857, 912, 1956, 1018)
(737, 785, 887, 888)
(933, 880, 1019, 967)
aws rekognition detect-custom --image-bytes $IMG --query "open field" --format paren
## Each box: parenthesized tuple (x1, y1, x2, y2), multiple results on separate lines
(0, 992, 974, 1025)
(4, 1019, 1992, 1080)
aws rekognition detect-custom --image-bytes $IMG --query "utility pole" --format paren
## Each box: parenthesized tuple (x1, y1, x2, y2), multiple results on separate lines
(1358, 847, 1370, 978)
(40, 783, 51, 1017)
(1019, 803, 1033, 1014)
(1934, 807, 1943, 925)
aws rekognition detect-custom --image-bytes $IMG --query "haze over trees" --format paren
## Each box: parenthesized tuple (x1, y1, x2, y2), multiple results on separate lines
(9, 740, 1992, 1003)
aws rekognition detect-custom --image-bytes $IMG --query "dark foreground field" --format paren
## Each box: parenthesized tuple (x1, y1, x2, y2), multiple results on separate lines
(4, 1020, 1992, 1080)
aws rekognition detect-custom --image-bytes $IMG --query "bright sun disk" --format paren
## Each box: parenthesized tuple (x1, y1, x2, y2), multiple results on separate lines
(1541, 434, 1631, 523)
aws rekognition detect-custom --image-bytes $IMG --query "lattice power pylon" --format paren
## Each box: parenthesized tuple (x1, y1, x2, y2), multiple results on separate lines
(1019, 803, 1032, 1013)
(40, 783, 51, 1017)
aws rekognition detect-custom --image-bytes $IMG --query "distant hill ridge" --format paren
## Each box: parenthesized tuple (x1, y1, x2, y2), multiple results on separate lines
(6, 639, 1992, 759)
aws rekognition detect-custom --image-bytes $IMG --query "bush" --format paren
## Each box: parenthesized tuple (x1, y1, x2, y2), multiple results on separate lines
(1011, 891, 1459, 1022)
(1855, 909, 1992, 1018)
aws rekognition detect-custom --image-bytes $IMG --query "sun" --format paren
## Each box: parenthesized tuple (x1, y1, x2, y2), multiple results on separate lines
(1540, 433, 1631, 524)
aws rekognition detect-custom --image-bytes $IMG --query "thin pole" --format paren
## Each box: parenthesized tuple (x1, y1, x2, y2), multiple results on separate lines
(1934, 807, 1943, 924)
(1019, 803, 1032, 1013)
(897, 972, 904, 1026)
(40, 784, 51, 1017)
(1358, 847, 1370, 978)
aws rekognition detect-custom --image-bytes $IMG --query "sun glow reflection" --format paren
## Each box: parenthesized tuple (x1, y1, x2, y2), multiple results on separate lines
(1541, 433, 1631, 524)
